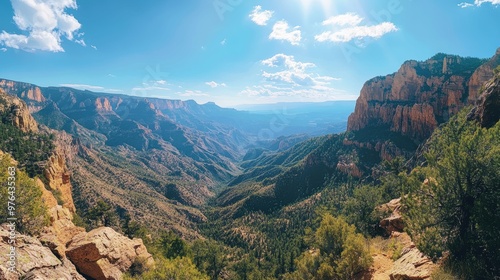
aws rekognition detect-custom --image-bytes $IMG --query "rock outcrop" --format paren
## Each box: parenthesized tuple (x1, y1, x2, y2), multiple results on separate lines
(0, 225, 85, 280)
(0, 89, 155, 280)
(468, 47, 500, 102)
(43, 150, 76, 213)
(375, 200, 436, 279)
(468, 69, 500, 128)
(346, 48, 500, 162)
(40, 206, 86, 258)
(347, 55, 481, 141)
(0, 79, 45, 103)
(379, 198, 404, 235)
(390, 245, 437, 280)
(95, 97, 113, 112)
(66, 227, 154, 280)
(0, 89, 39, 132)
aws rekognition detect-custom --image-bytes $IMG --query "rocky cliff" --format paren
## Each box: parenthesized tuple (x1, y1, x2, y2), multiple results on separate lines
(468, 67, 500, 128)
(0, 204, 154, 280)
(346, 48, 500, 160)
(0, 80, 45, 104)
(42, 132, 78, 213)
(1, 88, 77, 212)
(0, 92, 154, 279)
(348, 49, 500, 143)
(0, 89, 39, 133)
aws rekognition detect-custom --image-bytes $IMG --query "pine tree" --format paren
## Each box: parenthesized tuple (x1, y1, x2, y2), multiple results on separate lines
(404, 111, 500, 278)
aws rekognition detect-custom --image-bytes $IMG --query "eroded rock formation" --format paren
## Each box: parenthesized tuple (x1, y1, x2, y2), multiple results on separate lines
(66, 227, 154, 280)
(0, 89, 39, 132)
(0, 92, 154, 279)
(379, 198, 404, 235)
(39, 206, 86, 258)
(468, 70, 500, 128)
(346, 48, 500, 163)
(43, 151, 76, 213)
(0, 225, 85, 280)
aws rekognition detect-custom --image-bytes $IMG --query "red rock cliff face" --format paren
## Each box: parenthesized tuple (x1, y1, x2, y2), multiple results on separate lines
(0, 89, 39, 132)
(0, 80, 45, 103)
(469, 48, 500, 102)
(347, 50, 500, 142)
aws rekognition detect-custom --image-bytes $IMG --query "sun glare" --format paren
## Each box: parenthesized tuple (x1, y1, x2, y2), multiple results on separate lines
(300, 0, 334, 17)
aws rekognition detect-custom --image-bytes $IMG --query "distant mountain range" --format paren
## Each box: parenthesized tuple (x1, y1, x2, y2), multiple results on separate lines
(0, 79, 353, 236)
(1, 48, 499, 279)
(215, 48, 500, 218)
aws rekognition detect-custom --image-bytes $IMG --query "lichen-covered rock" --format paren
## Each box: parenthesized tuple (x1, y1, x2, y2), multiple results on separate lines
(0, 225, 84, 280)
(66, 227, 154, 280)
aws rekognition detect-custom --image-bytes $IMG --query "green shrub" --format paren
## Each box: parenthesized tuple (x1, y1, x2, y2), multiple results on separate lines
(403, 110, 500, 278)
(0, 154, 49, 235)
(124, 257, 209, 280)
(286, 215, 372, 279)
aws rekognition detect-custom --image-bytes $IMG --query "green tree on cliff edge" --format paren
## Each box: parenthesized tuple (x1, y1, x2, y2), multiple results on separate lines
(404, 110, 500, 278)
(0, 153, 49, 235)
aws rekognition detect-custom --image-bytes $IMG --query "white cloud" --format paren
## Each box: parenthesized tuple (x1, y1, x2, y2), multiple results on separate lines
(249, 6, 273, 26)
(177, 90, 209, 97)
(476, 0, 500, 4)
(220, 39, 226, 45)
(322, 13, 363, 27)
(132, 86, 170, 91)
(262, 54, 315, 71)
(1, 48, 7, 52)
(60, 83, 104, 91)
(131, 80, 171, 92)
(315, 13, 398, 43)
(458, 2, 474, 7)
(0, 0, 83, 52)
(261, 54, 338, 88)
(269, 21, 302, 45)
(459, 0, 500, 7)
(240, 84, 354, 101)
(60, 83, 123, 93)
(240, 54, 358, 102)
(75, 39, 85, 46)
(103, 89, 123, 93)
(91, 45, 97, 50)
(206, 81, 227, 88)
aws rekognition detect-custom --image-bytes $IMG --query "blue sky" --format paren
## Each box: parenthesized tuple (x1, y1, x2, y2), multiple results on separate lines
(0, 0, 499, 107)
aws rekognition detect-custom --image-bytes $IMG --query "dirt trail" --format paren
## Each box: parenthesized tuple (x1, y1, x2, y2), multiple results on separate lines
(371, 253, 394, 280)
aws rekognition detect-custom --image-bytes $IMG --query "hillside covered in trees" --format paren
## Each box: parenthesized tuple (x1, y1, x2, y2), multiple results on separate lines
(1, 52, 499, 279)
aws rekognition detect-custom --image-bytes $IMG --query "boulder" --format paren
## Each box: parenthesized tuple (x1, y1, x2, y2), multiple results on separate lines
(379, 198, 405, 234)
(389, 246, 437, 280)
(0, 225, 84, 280)
(39, 206, 86, 258)
(66, 227, 154, 280)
